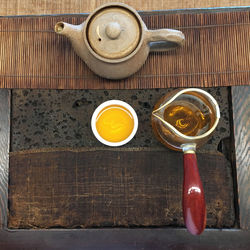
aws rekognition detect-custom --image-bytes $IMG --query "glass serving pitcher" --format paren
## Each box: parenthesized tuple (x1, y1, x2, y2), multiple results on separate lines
(151, 88, 220, 235)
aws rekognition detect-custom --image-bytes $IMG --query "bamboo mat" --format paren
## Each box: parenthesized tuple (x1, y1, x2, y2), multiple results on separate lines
(0, 10, 250, 89)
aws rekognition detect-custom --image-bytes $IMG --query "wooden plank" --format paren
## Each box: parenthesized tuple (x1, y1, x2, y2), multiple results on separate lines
(0, 90, 10, 229)
(0, 0, 250, 16)
(232, 86, 250, 230)
(1, 10, 250, 89)
(1, 229, 250, 250)
(8, 149, 235, 229)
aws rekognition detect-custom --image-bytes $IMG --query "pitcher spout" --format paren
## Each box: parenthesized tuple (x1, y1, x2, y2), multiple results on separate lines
(152, 109, 166, 125)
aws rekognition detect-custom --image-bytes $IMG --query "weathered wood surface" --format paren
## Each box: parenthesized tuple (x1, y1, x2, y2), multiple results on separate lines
(0, 90, 10, 229)
(1, 10, 250, 89)
(8, 150, 235, 229)
(232, 86, 250, 230)
(1, 0, 249, 16)
(1, 229, 250, 250)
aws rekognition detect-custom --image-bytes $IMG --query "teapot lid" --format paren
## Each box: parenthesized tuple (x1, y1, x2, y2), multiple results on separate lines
(87, 6, 141, 60)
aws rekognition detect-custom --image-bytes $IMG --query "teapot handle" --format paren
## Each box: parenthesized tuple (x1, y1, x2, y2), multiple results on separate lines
(147, 29, 185, 52)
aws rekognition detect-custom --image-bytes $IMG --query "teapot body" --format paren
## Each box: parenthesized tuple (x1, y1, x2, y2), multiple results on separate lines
(79, 20, 150, 79)
(81, 43, 150, 79)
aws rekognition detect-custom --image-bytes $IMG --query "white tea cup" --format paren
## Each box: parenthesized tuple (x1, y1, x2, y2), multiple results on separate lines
(91, 100, 138, 147)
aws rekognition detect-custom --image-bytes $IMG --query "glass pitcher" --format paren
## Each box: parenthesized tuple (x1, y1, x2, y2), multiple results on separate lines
(151, 88, 220, 235)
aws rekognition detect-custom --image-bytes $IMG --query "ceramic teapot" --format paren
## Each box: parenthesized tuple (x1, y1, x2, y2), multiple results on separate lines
(55, 3, 185, 79)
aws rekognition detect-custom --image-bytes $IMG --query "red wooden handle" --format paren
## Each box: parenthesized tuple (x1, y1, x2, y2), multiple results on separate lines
(183, 153, 206, 235)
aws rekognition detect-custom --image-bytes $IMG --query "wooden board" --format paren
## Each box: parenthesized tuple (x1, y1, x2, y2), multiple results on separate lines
(1, 229, 250, 250)
(1, 0, 249, 16)
(8, 150, 235, 229)
(0, 91, 10, 229)
(1, 9, 250, 89)
(232, 86, 250, 230)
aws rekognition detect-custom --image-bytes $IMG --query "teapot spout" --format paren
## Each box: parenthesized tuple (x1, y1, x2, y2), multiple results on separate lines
(55, 21, 85, 56)
(55, 22, 84, 39)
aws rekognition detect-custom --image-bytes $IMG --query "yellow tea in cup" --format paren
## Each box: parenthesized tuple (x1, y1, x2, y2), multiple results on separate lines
(96, 105, 134, 142)
(91, 100, 138, 146)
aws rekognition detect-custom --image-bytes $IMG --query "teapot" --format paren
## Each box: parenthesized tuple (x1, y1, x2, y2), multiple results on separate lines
(152, 88, 220, 235)
(54, 3, 185, 79)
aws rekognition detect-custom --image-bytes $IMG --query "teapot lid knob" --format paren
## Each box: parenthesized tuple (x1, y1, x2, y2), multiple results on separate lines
(105, 22, 121, 40)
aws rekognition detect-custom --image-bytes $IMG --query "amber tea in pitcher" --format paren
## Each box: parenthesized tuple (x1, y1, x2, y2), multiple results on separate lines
(152, 89, 218, 151)
(163, 99, 212, 136)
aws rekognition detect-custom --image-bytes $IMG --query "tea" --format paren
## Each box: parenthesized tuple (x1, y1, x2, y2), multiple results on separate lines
(96, 105, 134, 142)
(163, 101, 211, 136)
